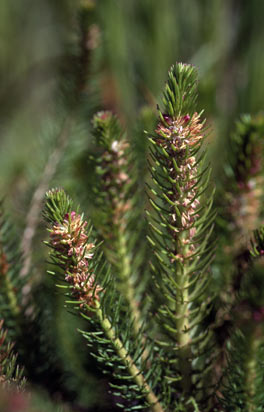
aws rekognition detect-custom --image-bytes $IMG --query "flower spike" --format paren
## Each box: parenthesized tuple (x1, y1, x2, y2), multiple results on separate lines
(147, 62, 216, 407)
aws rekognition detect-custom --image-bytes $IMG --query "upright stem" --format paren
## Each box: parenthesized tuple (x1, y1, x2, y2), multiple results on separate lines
(116, 227, 141, 337)
(175, 259, 192, 394)
(95, 302, 164, 412)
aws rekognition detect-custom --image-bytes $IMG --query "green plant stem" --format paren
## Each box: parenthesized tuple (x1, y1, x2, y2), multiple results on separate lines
(175, 261, 192, 395)
(95, 301, 164, 412)
(116, 227, 142, 338)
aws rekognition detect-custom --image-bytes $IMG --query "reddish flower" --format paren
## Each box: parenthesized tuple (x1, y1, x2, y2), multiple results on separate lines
(50, 212, 102, 306)
(155, 112, 203, 151)
(154, 112, 205, 261)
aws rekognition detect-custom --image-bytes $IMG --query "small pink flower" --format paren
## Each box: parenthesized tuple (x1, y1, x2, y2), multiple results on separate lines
(155, 113, 203, 153)
(50, 212, 101, 306)
(154, 112, 204, 259)
(183, 114, 190, 123)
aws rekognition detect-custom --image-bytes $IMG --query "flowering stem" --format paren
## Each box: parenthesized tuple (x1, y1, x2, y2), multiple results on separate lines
(95, 300, 164, 412)
(147, 63, 215, 404)
(92, 111, 143, 339)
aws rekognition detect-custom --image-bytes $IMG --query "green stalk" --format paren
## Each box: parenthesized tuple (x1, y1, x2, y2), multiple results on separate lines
(116, 227, 142, 338)
(175, 237, 192, 394)
(95, 301, 164, 412)
(92, 111, 143, 342)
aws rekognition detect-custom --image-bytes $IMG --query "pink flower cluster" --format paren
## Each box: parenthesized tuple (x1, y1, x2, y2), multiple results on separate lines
(100, 138, 131, 227)
(173, 155, 200, 260)
(50, 211, 102, 306)
(155, 113, 204, 261)
(155, 112, 203, 151)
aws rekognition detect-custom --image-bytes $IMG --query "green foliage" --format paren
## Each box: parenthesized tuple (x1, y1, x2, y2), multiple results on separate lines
(41, 63, 219, 411)
(213, 115, 264, 412)
(217, 114, 264, 238)
(220, 328, 264, 411)
(230, 114, 264, 186)
(162, 63, 198, 118)
(1, 3, 264, 411)
(0, 202, 26, 336)
(0, 320, 25, 391)
(43, 188, 162, 412)
(92, 111, 123, 148)
(213, 114, 264, 303)
(90, 110, 149, 338)
(40, 61, 264, 412)
(147, 63, 216, 407)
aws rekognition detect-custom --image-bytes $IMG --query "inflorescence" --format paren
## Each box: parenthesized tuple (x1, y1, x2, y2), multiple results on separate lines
(155, 112, 204, 260)
(50, 211, 102, 306)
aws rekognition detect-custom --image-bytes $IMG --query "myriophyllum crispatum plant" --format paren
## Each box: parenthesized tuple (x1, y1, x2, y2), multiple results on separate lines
(218, 114, 264, 251)
(146, 63, 216, 402)
(44, 189, 163, 412)
(43, 62, 217, 411)
(215, 114, 264, 315)
(90, 110, 144, 338)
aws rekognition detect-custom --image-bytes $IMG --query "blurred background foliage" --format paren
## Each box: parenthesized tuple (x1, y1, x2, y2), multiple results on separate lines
(1, 0, 264, 207)
(0, 0, 264, 410)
